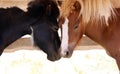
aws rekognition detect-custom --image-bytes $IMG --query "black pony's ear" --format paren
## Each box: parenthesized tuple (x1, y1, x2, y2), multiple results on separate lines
(46, 5, 52, 16)
(27, 0, 46, 17)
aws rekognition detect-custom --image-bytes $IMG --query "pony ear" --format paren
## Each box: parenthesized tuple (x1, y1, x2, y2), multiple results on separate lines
(46, 5, 52, 16)
(74, 1, 81, 11)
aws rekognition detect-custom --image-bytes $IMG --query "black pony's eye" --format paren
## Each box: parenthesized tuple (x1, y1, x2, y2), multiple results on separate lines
(51, 26, 58, 31)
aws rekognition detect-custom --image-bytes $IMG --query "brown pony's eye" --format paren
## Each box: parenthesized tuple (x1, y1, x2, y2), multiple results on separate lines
(73, 24, 79, 29)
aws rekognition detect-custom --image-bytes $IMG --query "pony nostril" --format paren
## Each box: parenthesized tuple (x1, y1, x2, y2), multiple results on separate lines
(60, 49, 73, 58)
(64, 50, 72, 58)
(66, 51, 69, 56)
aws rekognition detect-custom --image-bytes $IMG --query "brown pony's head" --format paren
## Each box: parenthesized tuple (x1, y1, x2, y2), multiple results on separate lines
(58, 1, 83, 58)
(58, 0, 115, 58)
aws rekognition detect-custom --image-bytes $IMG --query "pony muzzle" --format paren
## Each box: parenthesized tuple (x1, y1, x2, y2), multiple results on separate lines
(47, 55, 61, 61)
(47, 48, 61, 61)
(60, 48, 73, 58)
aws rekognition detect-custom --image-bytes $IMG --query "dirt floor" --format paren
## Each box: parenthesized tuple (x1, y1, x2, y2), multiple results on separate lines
(1, 45, 119, 74)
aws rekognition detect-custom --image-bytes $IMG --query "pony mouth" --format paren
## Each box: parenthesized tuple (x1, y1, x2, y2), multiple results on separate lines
(60, 44, 75, 58)
(46, 48, 61, 61)
(60, 48, 73, 58)
(33, 43, 61, 61)
(32, 45, 61, 61)
(63, 49, 73, 58)
(47, 54, 61, 61)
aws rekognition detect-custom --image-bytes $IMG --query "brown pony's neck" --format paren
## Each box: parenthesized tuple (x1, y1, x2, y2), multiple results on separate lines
(84, 8, 120, 49)
(84, 8, 120, 69)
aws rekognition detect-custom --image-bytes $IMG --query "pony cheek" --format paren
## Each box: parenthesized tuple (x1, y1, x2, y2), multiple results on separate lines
(68, 41, 76, 51)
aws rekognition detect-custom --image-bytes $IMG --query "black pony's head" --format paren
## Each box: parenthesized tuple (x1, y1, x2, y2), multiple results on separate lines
(27, 0, 61, 61)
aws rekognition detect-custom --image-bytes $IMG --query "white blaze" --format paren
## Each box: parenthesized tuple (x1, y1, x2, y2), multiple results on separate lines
(30, 27, 34, 46)
(61, 18, 69, 56)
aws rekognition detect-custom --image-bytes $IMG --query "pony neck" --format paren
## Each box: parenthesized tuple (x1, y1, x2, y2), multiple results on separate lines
(84, 21, 107, 47)
(84, 8, 120, 57)
(0, 12, 33, 54)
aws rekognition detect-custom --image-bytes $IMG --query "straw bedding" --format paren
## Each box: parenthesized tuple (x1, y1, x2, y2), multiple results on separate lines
(0, 49, 119, 74)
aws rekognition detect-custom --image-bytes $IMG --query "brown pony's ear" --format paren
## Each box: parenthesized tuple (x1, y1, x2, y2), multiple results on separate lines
(73, 1, 81, 11)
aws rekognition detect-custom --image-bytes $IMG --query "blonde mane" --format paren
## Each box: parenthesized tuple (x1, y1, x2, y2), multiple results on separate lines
(60, 0, 115, 25)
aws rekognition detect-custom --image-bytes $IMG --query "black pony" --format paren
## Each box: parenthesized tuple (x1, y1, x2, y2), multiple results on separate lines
(0, 0, 61, 61)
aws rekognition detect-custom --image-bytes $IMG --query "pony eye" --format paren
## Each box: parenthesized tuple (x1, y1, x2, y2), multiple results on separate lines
(74, 24, 79, 29)
(52, 26, 58, 31)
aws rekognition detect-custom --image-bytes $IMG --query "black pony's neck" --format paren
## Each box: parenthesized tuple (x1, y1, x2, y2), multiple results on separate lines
(0, 7, 38, 54)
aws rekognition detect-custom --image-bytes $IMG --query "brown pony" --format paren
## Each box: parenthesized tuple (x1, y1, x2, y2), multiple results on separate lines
(58, 0, 120, 70)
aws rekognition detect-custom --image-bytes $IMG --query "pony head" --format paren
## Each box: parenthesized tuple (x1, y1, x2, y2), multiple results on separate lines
(28, 0, 61, 61)
(59, 1, 83, 58)
(58, 0, 115, 58)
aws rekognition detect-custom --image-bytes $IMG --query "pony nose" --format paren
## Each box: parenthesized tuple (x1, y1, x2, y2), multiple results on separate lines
(61, 50, 72, 58)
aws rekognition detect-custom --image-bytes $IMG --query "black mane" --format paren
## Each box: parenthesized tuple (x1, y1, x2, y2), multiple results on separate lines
(27, 0, 59, 18)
